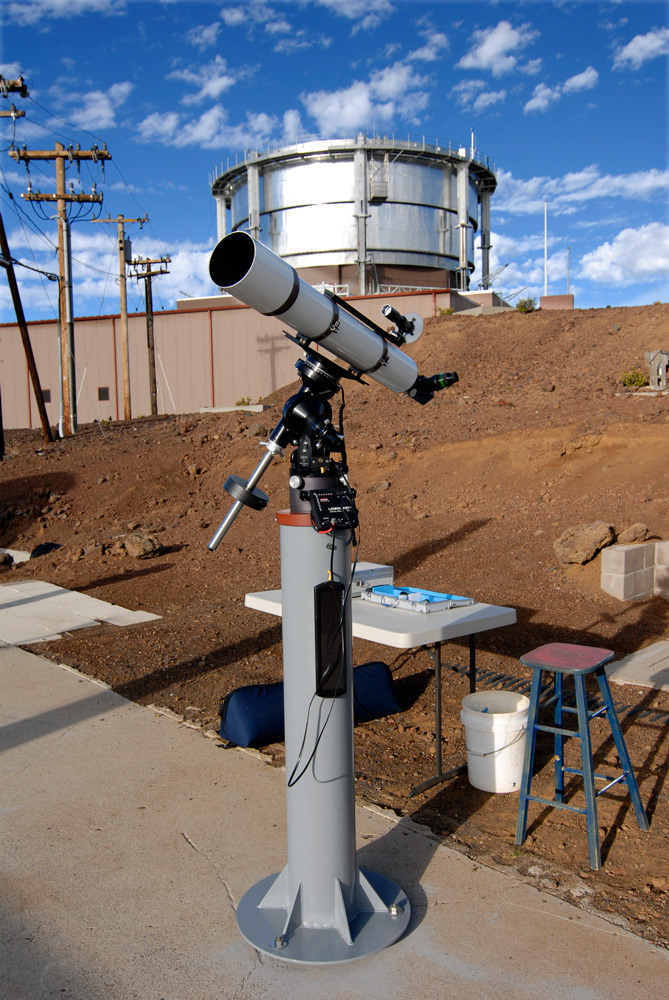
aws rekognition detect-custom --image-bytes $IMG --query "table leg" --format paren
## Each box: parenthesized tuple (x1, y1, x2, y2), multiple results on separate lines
(469, 634, 476, 693)
(434, 642, 442, 776)
(409, 641, 467, 797)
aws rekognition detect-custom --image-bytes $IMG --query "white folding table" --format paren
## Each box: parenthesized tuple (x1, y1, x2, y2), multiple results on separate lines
(245, 588, 517, 796)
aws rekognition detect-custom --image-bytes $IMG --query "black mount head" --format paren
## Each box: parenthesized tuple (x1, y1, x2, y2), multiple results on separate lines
(268, 353, 350, 460)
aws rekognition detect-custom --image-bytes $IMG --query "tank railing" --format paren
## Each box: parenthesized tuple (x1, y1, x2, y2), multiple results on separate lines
(378, 284, 452, 295)
(313, 282, 350, 296)
(210, 132, 496, 186)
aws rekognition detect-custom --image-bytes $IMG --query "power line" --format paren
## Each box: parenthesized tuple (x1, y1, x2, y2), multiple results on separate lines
(26, 94, 107, 146)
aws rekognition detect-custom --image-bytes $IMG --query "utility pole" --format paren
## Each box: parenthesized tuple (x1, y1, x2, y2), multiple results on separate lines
(91, 214, 147, 420)
(0, 212, 54, 446)
(10, 142, 111, 435)
(129, 256, 170, 416)
(0, 76, 28, 124)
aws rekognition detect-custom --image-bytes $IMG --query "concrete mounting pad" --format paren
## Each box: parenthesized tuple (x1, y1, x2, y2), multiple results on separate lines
(0, 581, 160, 646)
(607, 641, 669, 692)
(1, 646, 667, 1000)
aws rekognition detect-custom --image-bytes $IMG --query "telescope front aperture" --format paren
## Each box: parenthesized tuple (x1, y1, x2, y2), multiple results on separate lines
(209, 230, 256, 287)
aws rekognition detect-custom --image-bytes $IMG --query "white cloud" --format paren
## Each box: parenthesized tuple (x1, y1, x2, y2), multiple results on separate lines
(136, 111, 181, 144)
(613, 27, 669, 70)
(185, 23, 221, 51)
(265, 17, 291, 35)
(274, 32, 332, 55)
(0, 168, 29, 188)
(314, 0, 394, 33)
(4, 0, 124, 26)
(219, 1, 328, 51)
(562, 66, 599, 93)
(408, 31, 449, 63)
(453, 79, 507, 115)
(472, 89, 506, 114)
(168, 56, 237, 105)
(457, 20, 538, 77)
(580, 223, 669, 286)
(72, 80, 133, 130)
(524, 65, 598, 113)
(491, 232, 560, 257)
(523, 82, 561, 114)
(495, 165, 669, 216)
(220, 6, 248, 28)
(136, 106, 278, 151)
(302, 62, 429, 132)
(220, 1, 296, 36)
(519, 58, 542, 76)
(282, 109, 304, 143)
(452, 79, 486, 102)
(303, 82, 390, 133)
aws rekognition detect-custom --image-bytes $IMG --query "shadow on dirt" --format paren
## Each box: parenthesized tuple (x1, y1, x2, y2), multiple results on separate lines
(76, 564, 175, 592)
(393, 519, 491, 577)
(453, 597, 669, 663)
(0, 473, 75, 548)
(393, 668, 434, 712)
(112, 623, 283, 703)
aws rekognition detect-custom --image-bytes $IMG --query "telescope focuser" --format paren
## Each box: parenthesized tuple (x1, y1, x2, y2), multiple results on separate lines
(406, 371, 459, 405)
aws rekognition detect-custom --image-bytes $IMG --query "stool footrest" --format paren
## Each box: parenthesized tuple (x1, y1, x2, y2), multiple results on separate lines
(536, 722, 580, 738)
(525, 794, 587, 816)
(597, 775, 626, 796)
(562, 768, 626, 797)
(561, 703, 608, 721)
(562, 766, 616, 782)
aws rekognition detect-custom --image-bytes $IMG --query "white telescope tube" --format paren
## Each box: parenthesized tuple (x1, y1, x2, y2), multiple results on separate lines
(209, 232, 418, 394)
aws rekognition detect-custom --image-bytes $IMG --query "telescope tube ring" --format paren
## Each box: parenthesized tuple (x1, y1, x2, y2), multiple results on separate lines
(260, 270, 301, 318)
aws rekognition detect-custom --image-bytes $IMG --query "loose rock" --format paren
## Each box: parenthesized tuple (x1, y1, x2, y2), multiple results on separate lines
(617, 522, 650, 544)
(124, 533, 164, 559)
(553, 521, 614, 564)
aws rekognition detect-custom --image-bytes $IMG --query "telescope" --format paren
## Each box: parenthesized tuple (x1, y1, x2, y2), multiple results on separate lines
(209, 232, 457, 405)
(207, 232, 460, 964)
(207, 233, 458, 549)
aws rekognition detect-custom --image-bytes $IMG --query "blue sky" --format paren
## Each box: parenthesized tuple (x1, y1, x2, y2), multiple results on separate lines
(1, 0, 667, 324)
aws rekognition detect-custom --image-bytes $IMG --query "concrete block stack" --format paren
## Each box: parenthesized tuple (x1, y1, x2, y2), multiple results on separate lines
(601, 542, 656, 601)
(655, 541, 669, 598)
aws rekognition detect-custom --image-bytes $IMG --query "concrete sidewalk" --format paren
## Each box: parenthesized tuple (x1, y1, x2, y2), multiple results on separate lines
(1, 647, 666, 1000)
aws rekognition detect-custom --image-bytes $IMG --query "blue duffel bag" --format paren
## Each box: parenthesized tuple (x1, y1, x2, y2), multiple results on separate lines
(220, 661, 401, 748)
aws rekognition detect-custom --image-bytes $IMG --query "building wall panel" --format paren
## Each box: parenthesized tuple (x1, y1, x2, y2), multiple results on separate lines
(0, 288, 460, 429)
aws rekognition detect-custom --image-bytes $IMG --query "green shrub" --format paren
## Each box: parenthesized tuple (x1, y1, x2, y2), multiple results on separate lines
(437, 306, 454, 316)
(516, 296, 537, 313)
(620, 368, 647, 388)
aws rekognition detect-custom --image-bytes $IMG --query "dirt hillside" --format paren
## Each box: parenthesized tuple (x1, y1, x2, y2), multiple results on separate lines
(2, 302, 668, 945)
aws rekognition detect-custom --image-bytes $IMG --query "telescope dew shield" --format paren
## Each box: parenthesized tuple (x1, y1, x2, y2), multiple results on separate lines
(209, 232, 418, 394)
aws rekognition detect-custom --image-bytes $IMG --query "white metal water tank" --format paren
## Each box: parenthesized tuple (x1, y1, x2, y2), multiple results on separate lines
(210, 134, 496, 293)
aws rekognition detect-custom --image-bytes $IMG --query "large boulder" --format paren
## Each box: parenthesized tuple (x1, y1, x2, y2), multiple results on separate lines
(553, 521, 614, 565)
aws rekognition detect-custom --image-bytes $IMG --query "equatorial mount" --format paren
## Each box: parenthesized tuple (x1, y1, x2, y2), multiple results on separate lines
(208, 351, 357, 550)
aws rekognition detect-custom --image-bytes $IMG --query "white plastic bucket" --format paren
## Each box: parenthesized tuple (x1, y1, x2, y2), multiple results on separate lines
(460, 691, 530, 793)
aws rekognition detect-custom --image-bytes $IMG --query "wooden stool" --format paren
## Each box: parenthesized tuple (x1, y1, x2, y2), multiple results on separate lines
(515, 642, 649, 869)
